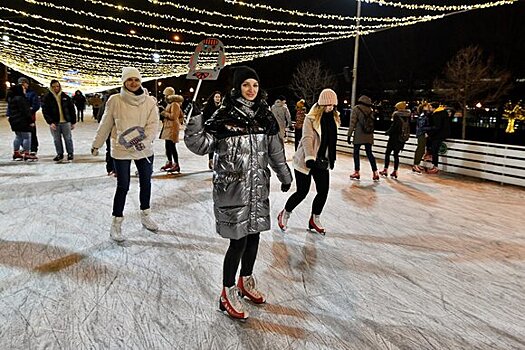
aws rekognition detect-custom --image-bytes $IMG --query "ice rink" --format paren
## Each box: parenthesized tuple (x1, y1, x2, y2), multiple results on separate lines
(0, 112, 524, 349)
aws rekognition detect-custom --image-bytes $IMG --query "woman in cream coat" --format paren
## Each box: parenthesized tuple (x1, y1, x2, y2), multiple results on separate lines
(277, 89, 340, 235)
(91, 67, 159, 242)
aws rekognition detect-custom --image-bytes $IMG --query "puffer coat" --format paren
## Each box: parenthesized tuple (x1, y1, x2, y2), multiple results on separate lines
(184, 94, 292, 240)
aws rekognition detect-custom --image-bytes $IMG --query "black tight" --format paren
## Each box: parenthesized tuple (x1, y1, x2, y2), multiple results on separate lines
(222, 233, 260, 287)
(285, 169, 329, 215)
(165, 140, 178, 163)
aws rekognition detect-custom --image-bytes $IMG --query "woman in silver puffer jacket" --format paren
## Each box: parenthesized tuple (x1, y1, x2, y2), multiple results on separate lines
(185, 66, 292, 320)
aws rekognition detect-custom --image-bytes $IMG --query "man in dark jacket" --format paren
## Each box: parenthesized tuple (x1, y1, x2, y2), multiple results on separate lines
(7, 84, 37, 161)
(42, 80, 76, 162)
(7, 77, 41, 156)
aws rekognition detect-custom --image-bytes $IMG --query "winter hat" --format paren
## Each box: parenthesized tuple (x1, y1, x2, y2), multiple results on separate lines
(121, 67, 142, 84)
(318, 88, 338, 106)
(163, 87, 175, 96)
(357, 95, 372, 106)
(232, 66, 259, 91)
(296, 99, 305, 109)
(395, 101, 407, 110)
(18, 77, 29, 84)
(277, 95, 287, 101)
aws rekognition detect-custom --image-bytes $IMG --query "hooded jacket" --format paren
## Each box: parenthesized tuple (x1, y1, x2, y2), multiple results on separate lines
(184, 93, 292, 239)
(348, 100, 375, 145)
(271, 99, 292, 140)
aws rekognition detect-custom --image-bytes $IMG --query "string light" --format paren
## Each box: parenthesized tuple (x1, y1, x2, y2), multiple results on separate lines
(0, 0, 518, 92)
(224, 0, 517, 17)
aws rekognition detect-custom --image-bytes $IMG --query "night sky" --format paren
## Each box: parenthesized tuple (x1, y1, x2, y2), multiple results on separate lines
(2, 0, 524, 101)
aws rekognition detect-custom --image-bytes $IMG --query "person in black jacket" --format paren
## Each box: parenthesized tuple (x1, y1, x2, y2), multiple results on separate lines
(42, 80, 77, 162)
(72, 90, 87, 122)
(379, 101, 411, 179)
(7, 85, 37, 161)
(202, 91, 222, 169)
(427, 103, 450, 174)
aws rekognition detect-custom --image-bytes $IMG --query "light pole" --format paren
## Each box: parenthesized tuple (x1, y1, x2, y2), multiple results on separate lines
(350, 0, 362, 108)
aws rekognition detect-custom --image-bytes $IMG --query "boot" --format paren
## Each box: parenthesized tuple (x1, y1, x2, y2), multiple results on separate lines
(372, 171, 380, 181)
(168, 163, 180, 173)
(110, 216, 125, 242)
(53, 154, 64, 162)
(308, 214, 326, 235)
(390, 170, 398, 179)
(277, 209, 290, 231)
(349, 171, 360, 180)
(23, 152, 38, 161)
(427, 166, 439, 174)
(160, 161, 173, 171)
(140, 209, 159, 232)
(238, 275, 266, 304)
(12, 150, 23, 161)
(412, 165, 423, 174)
(219, 286, 249, 319)
(379, 169, 388, 177)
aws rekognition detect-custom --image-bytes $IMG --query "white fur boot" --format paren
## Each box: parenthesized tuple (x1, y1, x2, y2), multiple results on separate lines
(140, 209, 158, 232)
(110, 216, 125, 242)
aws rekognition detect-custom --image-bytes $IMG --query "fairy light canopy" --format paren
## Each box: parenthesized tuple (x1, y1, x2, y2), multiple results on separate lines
(0, 0, 518, 93)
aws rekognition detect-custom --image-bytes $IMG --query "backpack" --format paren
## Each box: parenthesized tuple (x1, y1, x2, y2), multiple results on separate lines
(398, 119, 410, 143)
(357, 106, 374, 134)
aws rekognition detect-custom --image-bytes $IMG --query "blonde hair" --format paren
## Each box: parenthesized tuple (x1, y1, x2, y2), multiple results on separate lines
(307, 103, 341, 125)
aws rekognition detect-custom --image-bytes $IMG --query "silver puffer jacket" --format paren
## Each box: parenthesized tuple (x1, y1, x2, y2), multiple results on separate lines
(184, 95, 292, 240)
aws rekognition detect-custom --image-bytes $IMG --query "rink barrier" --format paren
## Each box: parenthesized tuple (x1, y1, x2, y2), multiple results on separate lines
(0, 101, 6, 117)
(286, 127, 525, 187)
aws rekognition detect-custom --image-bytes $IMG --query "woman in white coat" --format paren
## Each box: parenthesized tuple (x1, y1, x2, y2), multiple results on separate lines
(91, 67, 159, 242)
(277, 89, 340, 235)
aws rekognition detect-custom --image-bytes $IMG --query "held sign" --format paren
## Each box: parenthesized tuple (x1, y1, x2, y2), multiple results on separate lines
(186, 38, 225, 81)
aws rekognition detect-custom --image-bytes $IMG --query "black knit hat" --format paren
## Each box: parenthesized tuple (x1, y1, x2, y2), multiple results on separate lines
(233, 66, 260, 91)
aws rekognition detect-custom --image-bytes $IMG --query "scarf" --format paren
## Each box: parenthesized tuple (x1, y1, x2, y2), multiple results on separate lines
(235, 96, 256, 118)
(120, 86, 146, 106)
(317, 111, 337, 169)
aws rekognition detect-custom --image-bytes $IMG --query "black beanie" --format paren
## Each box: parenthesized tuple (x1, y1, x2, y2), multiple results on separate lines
(233, 66, 260, 91)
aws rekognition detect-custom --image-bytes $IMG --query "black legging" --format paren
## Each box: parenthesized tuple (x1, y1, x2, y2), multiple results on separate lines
(285, 169, 329, 216)
(383, 143, 400, 170)
(294, 128, 303, 150)
(165, 140, 178, 163)
(430, 138, 444, 167)
(223, 233, 260, 287)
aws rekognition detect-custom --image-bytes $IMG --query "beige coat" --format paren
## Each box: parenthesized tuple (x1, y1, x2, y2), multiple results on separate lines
(160, 102, 183, 142)
(293, 105, 340, 175)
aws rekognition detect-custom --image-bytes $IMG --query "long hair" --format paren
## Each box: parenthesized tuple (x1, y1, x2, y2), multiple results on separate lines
(307, 103, 341, 126)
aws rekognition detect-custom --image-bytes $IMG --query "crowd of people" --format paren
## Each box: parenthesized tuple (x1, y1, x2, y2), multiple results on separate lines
(4, 66, 453, 321)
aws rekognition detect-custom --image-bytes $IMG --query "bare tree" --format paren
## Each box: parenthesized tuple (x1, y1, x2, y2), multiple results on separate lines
(289, 59, 337, 107)
(433, 46, 512, 139)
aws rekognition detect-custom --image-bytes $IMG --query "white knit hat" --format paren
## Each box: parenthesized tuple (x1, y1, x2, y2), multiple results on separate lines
(318, 88, 338, 106)
(121, 67, 142, 83)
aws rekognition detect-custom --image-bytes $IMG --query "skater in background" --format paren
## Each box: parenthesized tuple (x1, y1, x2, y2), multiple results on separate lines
(271, 95, 292, 142)
(159, 93, 184, 173)
(294, 99, 306, 150)
(277, 89, 340, 235)
(91, 67, 159, 242)
(184, 66, 292, 320)
(202, 91, 222, 169)
(42, 80, 76, 162)
(379, 101, 411, 179)
(412, 102, 432, 173)
(6, 84, 37, 161)
(73, 90, 87, 122)
(347, 95, 379, 181)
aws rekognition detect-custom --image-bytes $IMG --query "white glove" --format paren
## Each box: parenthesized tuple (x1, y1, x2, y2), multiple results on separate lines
(91, 147, 99, 156)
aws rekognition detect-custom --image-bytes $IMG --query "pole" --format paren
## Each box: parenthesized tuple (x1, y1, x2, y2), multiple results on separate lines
(350, 0, 361, 109)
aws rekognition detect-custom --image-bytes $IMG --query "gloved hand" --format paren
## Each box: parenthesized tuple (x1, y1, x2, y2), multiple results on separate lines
(305, 159, 316, 169)
(281, 183, 291, 192)
(134, 142, 145, 151)
(91, 147, 99, 156)
(347, 135, 352, 145)
(183, 102, 201, 117)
